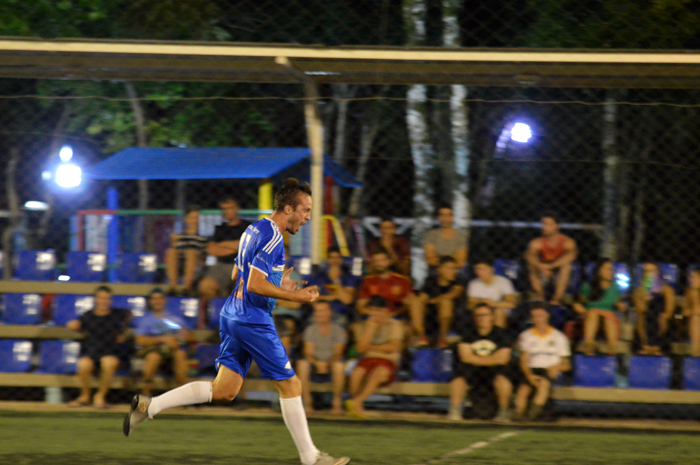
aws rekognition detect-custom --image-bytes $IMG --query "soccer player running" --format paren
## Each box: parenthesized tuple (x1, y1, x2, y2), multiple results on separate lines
(124, 179, 350, 465)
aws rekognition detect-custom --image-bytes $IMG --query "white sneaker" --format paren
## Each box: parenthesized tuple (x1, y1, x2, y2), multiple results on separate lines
(313, 451, 350, 465)
(447, 406, 462, 421)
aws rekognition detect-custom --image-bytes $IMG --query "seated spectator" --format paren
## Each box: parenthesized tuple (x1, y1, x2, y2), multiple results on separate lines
(198, 196, 250, 300)
(367, 218, 411, 276)
(514, 302, 571, 421)
(134, 289, 192, 396)
(165, 205, 207, 296)
(684, 269, 700, 357)
(356, 249, 413, 317)
(525, 212, 577, 305)
(66, 286, 130, 408)
(410, 256, 464, 348)
(448, 303, 512, 422)
(424, 206, 468, 270)
(633, 263, 675, 355)
(296, 301, 348, 415)
(346, 296, 404, 418)
(573, 259, 626, 355)
(311, 247, 359, 327)
(467, 257, 517, 328)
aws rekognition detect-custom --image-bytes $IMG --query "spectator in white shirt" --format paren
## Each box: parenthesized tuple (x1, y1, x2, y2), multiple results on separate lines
(467, 257, 517, 328)
(514, 302, 571, 421)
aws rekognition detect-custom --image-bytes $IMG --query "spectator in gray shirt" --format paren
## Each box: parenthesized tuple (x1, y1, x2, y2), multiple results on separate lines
(424, 206, 468, 270)
(296, 301, 348, 415)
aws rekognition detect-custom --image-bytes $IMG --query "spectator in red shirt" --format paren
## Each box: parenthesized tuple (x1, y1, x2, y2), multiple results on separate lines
(357, 249, 413, 317)
(367, 218, 411, 276)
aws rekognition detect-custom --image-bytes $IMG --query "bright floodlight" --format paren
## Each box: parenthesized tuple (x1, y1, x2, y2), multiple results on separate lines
(59, 145, 73, 162)
(24, 201, 49, 211)
(55, 164, 82, 188)
(41, 170, 52, 180)
(511, 123, 532, 143)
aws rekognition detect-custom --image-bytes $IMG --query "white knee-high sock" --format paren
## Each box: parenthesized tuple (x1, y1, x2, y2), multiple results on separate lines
(147, 381, 212, 418)
(279, 396, 320, 465)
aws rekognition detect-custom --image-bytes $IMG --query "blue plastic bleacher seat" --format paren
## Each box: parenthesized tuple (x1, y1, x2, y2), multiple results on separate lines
(15, 250, 55, 281)
(116, 253, 157, 283)
(567, 262, 582, 294)
(37, 340, 80, 374)
(207, 297, 227, 330)
(52, 294, 94, 326)
(66, 251, 106, 282)
(194, 344, 220, 375)
(493, 259, 520, 283)
(683, 358, 700, 391)
(411, 349, 453, 382)
(166, 297, 199, 330)
(2, 293, 42, 325)
(0, 340, 33, 372)
(573, 355, 617, 387)
(628, 356, 671, 389)
(111, 295, 148, 327)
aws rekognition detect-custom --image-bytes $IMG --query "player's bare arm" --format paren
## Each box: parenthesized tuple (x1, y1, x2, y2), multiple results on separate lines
(248, 267, 318, 303)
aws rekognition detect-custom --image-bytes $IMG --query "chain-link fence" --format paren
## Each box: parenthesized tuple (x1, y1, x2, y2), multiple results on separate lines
(1, 1, 700, 427)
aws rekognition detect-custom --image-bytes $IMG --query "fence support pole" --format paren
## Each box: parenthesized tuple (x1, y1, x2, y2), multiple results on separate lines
(275, 56, 324, 266)
(107, 187, 119, 282)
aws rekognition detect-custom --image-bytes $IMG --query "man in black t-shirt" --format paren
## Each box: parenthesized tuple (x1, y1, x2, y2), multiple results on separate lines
(447, 303, 513, 422)
(409, 256, 463, 348)
(66, 286, 130, 408)
(198, 196, 251, 302)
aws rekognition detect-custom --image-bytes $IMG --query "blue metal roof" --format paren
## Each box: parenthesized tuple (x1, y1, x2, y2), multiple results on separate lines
(84, 147, 362, 187)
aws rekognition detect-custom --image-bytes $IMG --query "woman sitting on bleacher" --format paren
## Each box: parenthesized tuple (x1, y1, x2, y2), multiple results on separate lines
(633, 263, 676, 356)
(573, 258, 627, 356)
(683, 269, 700, 357)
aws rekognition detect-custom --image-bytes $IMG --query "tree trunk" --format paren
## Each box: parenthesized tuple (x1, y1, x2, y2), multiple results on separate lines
(601, 92, 618, 260)
(331, 84, 354, 214)
(442, 0, 470, 233)
(125, 82, 149, 210)
(404, 0, 435, 272)
(348, 109, 381, 217)
(2, 149, 20, 278)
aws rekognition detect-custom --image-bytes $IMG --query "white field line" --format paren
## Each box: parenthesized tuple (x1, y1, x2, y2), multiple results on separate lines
(412, 430, 521, 465)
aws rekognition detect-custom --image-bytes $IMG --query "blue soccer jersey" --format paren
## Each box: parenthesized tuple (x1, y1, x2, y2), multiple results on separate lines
(220, 218, 285, 326)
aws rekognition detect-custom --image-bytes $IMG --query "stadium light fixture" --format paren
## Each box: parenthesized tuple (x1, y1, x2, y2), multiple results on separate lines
(510, 122, 532, 143)
(24, 201, 49, 211)
(59, 145, 73, 162)
(55, 163, 82, 188)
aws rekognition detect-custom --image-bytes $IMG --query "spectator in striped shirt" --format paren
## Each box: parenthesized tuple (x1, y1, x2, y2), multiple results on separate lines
(165, 205, 208, 296)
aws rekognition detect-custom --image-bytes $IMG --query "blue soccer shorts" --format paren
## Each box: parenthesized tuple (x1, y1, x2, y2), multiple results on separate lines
(216, 316, 295, 381)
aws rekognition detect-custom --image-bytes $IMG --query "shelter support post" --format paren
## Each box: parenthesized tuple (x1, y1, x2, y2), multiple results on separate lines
(275, 56, 324, 266)
(106, 187, 119, 282)
(258, 181, 273, 214)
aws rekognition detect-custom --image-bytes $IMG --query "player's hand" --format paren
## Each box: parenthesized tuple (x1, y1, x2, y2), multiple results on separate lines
(281, 267, 307, 291)
(296, 285, 319, 303)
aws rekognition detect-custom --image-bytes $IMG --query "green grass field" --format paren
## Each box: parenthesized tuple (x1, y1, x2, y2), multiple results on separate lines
(1, 411, 699, 465)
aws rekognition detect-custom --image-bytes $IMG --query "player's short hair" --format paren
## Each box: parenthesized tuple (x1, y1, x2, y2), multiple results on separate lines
(274, 178, 312, 212)
(472, 255, 494, 267)
(148, 288, 165, 299)
(219, 195, 239, 206)
(367, 295, 388, 308)
(438, 255, 456, 266)
(436, 204, 453, 214)
(529, 301, 550, 314)
(94, 285, 112, 295)
(541, 211, 559, 224)
(327, 246, 341, 255)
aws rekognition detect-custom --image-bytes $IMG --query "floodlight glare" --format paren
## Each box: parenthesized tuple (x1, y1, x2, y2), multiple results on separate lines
(41, 170, 52, 180)
(55, 164, 82, 188)
(24, 201, 49, 211)
(511, 123, 532, 143)
(59, 146, 73, 162)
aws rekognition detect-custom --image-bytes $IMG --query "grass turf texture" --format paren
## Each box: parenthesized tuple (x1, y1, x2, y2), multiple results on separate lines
(0, 412, 699, 464)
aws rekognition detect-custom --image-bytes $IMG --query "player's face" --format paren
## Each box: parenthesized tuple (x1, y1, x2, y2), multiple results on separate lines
(531, 308, 549, 327)
(541, 217, 558, 236)
(286, 194, 312, 235)
(599, 261, 613, 281)
(94, 291, 112, 311)
(474, 263, 493, 282)
(474, 308, 493, 331)
(220, 200, 239, 222)
(372, 253, 390, 273)
(149, 292, 165, 312)
(437, 208, 453, 228)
